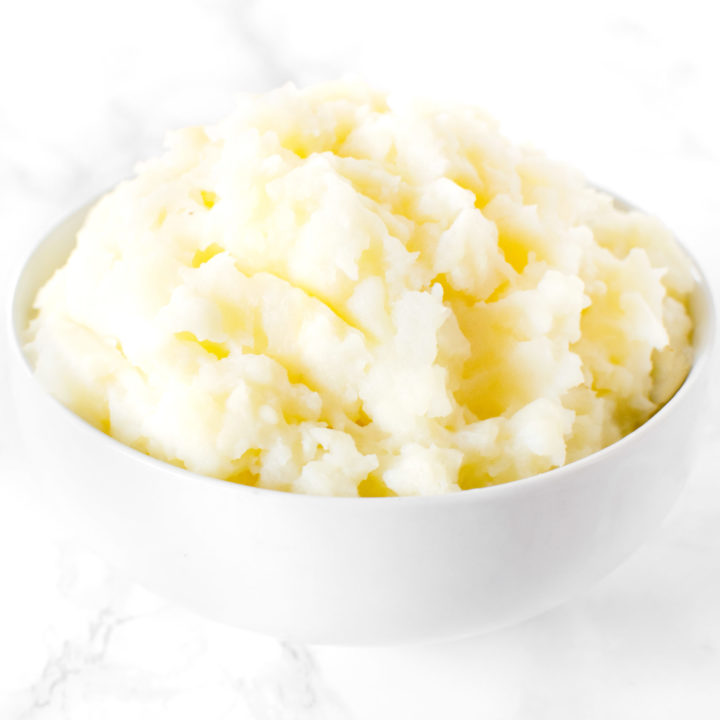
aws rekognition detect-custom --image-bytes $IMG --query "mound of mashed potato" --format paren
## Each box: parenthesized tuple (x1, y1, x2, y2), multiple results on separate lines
(24, 81, 695, 496)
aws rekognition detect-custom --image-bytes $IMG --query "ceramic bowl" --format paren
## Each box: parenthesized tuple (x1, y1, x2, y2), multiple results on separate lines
(7, 198, 716, 645)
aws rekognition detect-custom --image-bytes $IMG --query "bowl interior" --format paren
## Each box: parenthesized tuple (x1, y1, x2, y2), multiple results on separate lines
(11, 203, 90, 353)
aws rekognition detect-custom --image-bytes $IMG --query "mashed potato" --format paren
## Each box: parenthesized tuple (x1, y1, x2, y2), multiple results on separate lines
(24, 81, 695, 496)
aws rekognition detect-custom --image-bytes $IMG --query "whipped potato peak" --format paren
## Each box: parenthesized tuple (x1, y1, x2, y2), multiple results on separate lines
(25, 81, 695, 496)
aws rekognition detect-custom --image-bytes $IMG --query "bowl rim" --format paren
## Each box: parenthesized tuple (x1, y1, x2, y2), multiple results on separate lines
(6, 193, 717, 508)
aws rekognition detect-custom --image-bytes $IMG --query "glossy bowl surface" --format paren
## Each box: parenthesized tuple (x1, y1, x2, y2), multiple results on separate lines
(7, 199, 716, 645)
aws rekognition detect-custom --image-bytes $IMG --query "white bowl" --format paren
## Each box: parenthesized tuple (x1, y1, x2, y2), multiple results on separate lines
(7, 199, 716, 646)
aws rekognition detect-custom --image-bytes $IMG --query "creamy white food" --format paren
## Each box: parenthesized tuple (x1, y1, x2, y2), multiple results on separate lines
(24, 81, 695, 496)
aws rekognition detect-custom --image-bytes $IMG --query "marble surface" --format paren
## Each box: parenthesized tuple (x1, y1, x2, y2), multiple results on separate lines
(1, 1, 719, 717)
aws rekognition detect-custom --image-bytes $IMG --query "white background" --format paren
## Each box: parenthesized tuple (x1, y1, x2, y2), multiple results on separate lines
(1, 1, 719, 717)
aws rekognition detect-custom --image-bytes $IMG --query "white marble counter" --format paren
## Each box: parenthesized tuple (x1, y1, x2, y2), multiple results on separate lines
(1, 1, 719, 717)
